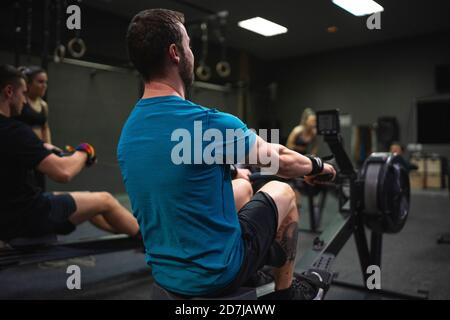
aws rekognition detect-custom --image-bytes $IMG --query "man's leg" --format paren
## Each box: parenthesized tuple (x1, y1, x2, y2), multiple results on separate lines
(67, 191, 139, 236)
(257, 181, 299, 291)
(232, 179, 253, 211)
(53, 191, 115, 232)
(89, 215, 116, 233)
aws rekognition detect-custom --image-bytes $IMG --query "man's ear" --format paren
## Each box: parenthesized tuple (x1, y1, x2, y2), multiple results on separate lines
(3, 85, 13, 99)
(168, 44, 181, 64)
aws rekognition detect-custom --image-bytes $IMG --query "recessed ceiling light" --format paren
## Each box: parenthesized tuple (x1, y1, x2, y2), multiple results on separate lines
(327, 26, 339, 33)
(332, 0, 384, 16)
(237, 17, 288, 37)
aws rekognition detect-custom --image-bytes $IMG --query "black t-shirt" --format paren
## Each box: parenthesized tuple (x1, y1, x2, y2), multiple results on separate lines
(0, 114, 51, 240)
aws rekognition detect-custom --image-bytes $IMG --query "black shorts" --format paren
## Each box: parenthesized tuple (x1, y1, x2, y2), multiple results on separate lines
(208, 191, 286, 297)
(24, 193, 77, 237)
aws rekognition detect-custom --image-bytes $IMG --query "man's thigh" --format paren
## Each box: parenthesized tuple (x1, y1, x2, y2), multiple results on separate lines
(256, 181, 297, 227)
(232, 178, 253, 211)
(239, 191, 285, 268)
(25, 192, 78, 237)
(60, 191, 112, 225)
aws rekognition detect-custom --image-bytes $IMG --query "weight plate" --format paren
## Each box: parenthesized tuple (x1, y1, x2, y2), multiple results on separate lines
(216, 61, 231, 78)
(196, 64, 211, 81)
(68, 38, 86, 59)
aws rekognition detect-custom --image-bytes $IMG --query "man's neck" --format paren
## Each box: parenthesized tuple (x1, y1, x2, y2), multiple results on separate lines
(142, 78, 185, 100)
(0, 102, 10, 117)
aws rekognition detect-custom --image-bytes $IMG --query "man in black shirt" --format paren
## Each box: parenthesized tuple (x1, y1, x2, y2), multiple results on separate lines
(0, 64, 139, 241)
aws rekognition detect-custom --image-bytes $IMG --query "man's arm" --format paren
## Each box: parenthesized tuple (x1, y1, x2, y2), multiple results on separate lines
(230, 166, 251, 181)
(248, 135, 335, 180)
(37, 152, 87, 183)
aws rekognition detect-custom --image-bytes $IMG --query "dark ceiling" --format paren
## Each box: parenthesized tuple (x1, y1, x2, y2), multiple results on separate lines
(86, 0, 450, 60)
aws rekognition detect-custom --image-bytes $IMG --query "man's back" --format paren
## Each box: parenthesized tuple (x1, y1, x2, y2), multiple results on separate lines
(0, 115, 50, 240)
(117, 95, 256, 296)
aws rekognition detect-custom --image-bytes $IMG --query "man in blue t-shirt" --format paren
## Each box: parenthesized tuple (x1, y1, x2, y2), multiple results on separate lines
(119, 9, 336, 300)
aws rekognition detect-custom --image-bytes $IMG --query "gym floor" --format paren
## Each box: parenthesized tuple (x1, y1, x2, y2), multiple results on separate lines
(1, 190, 449, 300)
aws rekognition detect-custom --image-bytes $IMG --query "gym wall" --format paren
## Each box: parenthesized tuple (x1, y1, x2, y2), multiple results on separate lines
(45, 62, 141, 193)
(273, 33, 450, 159)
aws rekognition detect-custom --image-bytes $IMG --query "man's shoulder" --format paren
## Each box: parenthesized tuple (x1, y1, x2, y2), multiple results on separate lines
(184, 99, 215, 113)
(0, 116, 30, 134)
(183, 100, 235, 118)
(175, 100, 227, 122)
(205, 108, 246, 128)
(0, 117, 37, 145)
(184, 102, 246, 130)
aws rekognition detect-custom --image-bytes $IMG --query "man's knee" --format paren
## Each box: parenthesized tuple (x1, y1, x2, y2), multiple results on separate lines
(263, 181, 296, 204)
(96, 192, 117, 212)
(259, 181, 298, 222)
(241, 179, 254, 199)
(234, 178, 253, 199)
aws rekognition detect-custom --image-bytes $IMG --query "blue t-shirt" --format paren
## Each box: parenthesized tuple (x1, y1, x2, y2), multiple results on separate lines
(117, 96, 256, 296)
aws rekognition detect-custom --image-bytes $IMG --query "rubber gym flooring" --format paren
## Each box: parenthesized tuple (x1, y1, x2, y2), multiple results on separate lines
(1, 190, 449, 300)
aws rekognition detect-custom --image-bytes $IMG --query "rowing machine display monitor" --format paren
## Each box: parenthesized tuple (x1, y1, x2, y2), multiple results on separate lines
(316, 110, 354, 175)
(317, 109, 340, 136)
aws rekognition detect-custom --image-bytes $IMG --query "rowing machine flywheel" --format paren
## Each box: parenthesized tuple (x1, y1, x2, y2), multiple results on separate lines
(361, 153, 410, 234)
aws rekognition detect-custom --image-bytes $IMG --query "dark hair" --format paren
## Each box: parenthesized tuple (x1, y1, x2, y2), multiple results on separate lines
(0, 64, 26, 91)
(126, 9, 185, 81)
(18, 65, 46, 83)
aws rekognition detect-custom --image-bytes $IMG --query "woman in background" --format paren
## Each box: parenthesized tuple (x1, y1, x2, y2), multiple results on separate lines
(286, 108, 324, 231)
(17, 66, 52, 143)
(286, 108, 319, 155)
(16, 66, 54, 190)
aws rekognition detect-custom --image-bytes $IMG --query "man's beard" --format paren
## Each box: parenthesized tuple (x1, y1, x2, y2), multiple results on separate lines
(179, 53, 194, 91)
(9, 102, 21, 117)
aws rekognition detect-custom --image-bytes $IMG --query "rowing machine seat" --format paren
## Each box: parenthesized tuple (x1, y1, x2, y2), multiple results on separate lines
(150, 282, 257, 300)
